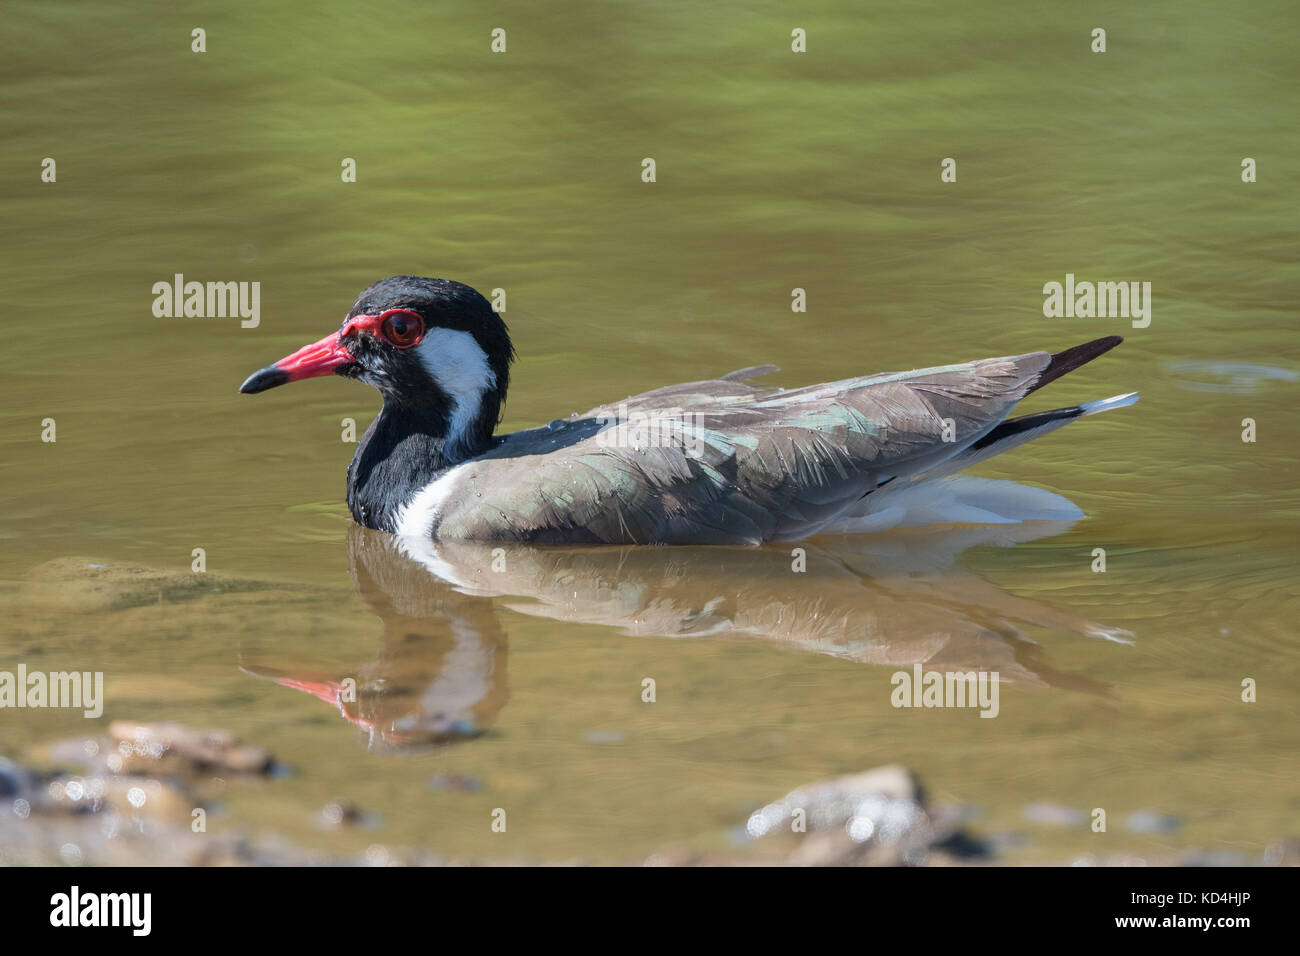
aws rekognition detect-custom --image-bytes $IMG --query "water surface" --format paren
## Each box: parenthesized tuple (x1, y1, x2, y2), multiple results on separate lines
(1, 0, 1296, 863)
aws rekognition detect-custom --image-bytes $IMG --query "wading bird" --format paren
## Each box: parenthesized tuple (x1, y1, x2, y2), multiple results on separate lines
(240, 276, 1136, 544)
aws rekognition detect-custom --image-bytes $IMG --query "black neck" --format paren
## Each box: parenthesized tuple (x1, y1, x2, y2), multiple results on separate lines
(347, 400, 496, 532)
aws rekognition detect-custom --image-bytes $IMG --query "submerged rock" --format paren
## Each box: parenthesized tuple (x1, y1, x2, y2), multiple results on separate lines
(1022, 802, 1088, 827)
(1126, 809, 1182, 834)
(744, 765, 988, 866)
(105, 721, 276, 775)
(1, 720, 293, 865)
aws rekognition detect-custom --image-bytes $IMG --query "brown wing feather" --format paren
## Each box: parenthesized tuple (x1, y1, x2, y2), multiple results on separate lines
(433, 351, 1052, 544)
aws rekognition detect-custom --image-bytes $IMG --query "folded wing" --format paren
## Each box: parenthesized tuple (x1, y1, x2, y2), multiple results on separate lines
(430, 350, 1056, 543)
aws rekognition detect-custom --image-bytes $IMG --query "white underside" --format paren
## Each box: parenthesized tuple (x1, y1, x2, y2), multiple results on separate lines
(394, 469, 1082, 541)
(392, 462, 469, 537)
(818, 475, 1084, 535)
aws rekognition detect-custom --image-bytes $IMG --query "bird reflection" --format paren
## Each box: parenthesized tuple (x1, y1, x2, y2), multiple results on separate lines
(246, 502, 1131, 752)
(241, 529, 510, 752)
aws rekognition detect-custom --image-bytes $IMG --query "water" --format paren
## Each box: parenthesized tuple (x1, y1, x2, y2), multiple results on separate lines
(1, 0, 1296, 863)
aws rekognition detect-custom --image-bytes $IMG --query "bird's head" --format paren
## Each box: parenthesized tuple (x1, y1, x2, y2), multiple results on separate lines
(239, 276, 514, 451)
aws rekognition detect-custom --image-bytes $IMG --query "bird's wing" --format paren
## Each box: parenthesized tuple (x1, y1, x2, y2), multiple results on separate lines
(430, 351, 1051, 544)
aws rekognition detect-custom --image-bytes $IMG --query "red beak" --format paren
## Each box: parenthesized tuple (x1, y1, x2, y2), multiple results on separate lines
(239, 332, 355, 394)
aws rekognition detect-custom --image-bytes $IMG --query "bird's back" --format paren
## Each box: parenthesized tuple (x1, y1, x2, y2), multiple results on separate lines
(408, 350, 1058, 544)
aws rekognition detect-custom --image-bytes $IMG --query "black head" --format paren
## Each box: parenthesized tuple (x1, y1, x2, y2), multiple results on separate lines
(339, 277, 513, 411)
(239, 276, 515, 454)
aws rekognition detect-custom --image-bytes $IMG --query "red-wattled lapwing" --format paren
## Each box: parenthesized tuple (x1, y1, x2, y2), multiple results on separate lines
(239, 276, 1137, 544)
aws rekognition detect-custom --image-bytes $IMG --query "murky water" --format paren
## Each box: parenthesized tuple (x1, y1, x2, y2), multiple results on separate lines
(1, 0, 1297, 863)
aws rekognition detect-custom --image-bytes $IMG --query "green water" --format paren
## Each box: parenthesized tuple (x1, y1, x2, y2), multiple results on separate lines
(1, 0, 1297, 863)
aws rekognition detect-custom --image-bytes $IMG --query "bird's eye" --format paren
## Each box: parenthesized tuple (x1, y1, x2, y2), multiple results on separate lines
(381, 311, 424, 348)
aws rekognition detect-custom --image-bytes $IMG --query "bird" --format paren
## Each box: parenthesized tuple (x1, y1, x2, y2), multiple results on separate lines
(239, 276, 1137, 545)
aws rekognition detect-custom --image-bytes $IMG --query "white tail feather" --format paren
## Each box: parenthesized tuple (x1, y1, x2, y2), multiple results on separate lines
(1079, 391, 1139, 416)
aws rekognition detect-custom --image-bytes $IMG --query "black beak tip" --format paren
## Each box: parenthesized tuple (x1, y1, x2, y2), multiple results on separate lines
(238, 366, 290, 394)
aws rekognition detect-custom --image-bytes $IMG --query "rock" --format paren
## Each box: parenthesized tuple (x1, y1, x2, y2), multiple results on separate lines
(1022, 802, 1087, 827)
(320, 800, 381, 829)
(106, 721, 274, 775)
(0, 757, 32, 799)
(1264, 838, 1300, 866)
(427, 773, 483, 792)
(743, 765, 984, 866)
(1126, 810, 1182, 834)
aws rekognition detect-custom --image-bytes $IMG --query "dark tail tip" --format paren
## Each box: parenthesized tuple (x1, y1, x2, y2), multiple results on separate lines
(1030, 335, 1124, 393)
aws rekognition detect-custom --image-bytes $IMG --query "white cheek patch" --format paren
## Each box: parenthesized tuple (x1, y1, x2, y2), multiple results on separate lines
(413, 328, 496, 453)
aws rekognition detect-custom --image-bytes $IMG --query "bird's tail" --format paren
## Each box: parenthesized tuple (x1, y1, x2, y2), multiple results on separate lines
(917, 391, 1139, 483)
(1027, 335, 1125, 394)
(826, 336, 1136, 532)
